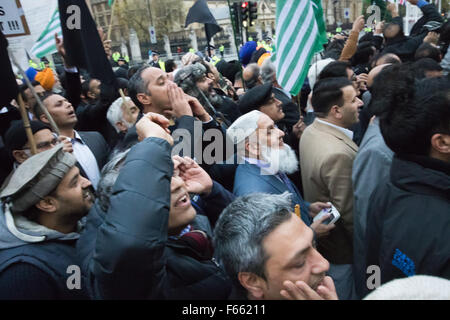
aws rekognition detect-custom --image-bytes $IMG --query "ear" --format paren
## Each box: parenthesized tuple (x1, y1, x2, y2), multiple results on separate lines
(431, 133, 450, 155)
(246, 140, 260, 158)
(329, 104, 342, 120)
(12, 150, 29, 164)
(115, 121, 127, 133)
(136, 93, 151, 107)
(87, 91, 96, 100)
(238, 272, 266, 300)
(35, 196, 58, 214)
(39, 113, 49, 124)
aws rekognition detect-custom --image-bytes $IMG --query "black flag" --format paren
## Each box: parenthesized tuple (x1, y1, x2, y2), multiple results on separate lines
(0, 32, 19, 107)
(58, 0, 116, 86)
(185, 0, 222, 39)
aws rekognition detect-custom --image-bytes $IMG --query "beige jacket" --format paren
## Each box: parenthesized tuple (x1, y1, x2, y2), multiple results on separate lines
(299, 119, 358, 264)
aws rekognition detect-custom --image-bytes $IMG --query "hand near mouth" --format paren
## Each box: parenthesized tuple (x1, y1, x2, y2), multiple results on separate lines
(280, 276, 338, 300)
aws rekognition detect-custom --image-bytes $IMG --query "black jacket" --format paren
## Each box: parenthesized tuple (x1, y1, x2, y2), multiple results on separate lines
(382, 17, 427, 62)
(65, 71, 119, 147)
(364, 154, 450, 296)
(273, 87, 300, 136)
(382, 4, 443, 62)
(409, 4, 443, 37)
(79, 137, 232, 299)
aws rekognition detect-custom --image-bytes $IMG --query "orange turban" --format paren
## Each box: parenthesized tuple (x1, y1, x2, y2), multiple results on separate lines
(35, 68, 55, 91)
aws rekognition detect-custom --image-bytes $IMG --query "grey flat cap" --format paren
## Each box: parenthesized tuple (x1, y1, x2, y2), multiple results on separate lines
(0, 144, 77, 213)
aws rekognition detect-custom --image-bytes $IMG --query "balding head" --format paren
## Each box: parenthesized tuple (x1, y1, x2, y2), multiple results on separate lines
(376, 53, 401, 66)
(367, 64, 391, 88)
(243, 63, 262, 89)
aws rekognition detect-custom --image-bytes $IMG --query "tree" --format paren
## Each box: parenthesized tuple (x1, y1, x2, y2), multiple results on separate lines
(115, 0, 185, 44)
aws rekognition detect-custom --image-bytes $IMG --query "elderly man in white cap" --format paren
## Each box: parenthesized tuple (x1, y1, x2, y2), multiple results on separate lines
(0, 145, 93, 299)
(227, 110, 334, 237)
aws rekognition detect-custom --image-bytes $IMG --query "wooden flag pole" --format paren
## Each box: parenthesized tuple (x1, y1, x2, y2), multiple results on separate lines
(9, 49, 60, 135)
(119, 88, 133, 118)
(107, 0, 118, 41)
(16, 94, 37, 155)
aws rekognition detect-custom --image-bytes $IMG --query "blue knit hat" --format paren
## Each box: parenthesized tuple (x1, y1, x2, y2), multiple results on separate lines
(239, 41, 257, 66)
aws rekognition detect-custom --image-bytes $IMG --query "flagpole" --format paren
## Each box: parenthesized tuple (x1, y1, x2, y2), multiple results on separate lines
(17, 94, 37, 155)
(107, 0, 118, 41)
(9, 49, 60, 135)
(205, 25, 212, 58)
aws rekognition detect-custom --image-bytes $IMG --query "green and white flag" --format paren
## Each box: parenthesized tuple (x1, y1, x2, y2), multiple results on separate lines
(108, 0, 114, 6)
(30, 9, 62, 59)
(272, 0, 328, 96)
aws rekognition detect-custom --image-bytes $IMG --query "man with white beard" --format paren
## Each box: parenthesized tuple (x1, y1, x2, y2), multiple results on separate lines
(227, 110, 335, 237)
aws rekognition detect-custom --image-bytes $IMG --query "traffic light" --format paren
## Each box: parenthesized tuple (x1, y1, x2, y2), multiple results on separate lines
(241, 2, 249, 21)
(249, 2, 258, 26)
(230, 2, 240, 36)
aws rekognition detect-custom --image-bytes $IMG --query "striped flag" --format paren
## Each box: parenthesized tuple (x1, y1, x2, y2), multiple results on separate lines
(272, 0, 328, 96)
(30, 9, 62, 58)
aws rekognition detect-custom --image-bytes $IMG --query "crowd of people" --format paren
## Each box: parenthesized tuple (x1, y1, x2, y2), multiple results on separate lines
(0, 0, 449, 300)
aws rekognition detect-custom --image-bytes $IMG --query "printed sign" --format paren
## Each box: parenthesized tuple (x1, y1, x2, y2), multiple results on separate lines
(0, 0, 30, 37)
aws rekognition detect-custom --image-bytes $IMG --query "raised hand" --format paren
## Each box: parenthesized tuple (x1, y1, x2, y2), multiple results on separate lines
(292, 116, 307, 140)
(352, 15, 365, 33)
(168, 83, 193, 118)
(55, 33, 72, 67)
(58, 135, 73, 153)
(136, 112, 173, 145)
(423, 31, 439, 45)
(184, 94, 210, 122)
(172, 155, 213, 195)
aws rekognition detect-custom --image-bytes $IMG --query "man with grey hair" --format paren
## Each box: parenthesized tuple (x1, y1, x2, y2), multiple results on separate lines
(0, 145, 93, 299)
(106, 96, 139, 136)
(228, 110, 335, 237)
(242, 63, 263, 89)
(214, 192, 338, 300)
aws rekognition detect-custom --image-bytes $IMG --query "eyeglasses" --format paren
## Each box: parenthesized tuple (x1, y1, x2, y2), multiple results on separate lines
(23, 137, 58, 151)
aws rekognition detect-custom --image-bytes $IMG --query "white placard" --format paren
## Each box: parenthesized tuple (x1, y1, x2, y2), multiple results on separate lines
(0, 0, 30, 37)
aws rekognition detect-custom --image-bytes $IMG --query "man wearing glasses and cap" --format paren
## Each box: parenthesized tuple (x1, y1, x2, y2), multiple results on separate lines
(1, 121, 73, 188)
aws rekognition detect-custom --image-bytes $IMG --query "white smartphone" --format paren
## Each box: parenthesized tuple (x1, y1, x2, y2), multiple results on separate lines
(313, 203, 340, 225)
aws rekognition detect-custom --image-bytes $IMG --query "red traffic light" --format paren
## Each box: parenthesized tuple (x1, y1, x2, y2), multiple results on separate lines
(241, 2, 248, 8)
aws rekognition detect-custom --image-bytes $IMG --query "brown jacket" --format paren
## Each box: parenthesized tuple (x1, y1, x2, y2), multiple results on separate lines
(339, 30, 359, 62)
(299, 119, 358, 264)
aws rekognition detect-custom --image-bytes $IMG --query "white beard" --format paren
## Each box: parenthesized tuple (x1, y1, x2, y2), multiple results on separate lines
(260, 143, 299, 175)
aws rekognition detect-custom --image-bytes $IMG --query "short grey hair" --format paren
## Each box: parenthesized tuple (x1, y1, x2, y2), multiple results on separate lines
(260, 59, 276, 84)
(97, 149, 130, 212)
(244, 63, 261, 89)
(107, 96, 132, 133)
(213, 192, 293, 292)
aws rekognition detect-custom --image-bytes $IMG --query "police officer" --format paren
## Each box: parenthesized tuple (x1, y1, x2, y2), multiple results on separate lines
(149, 51, 165, 71)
